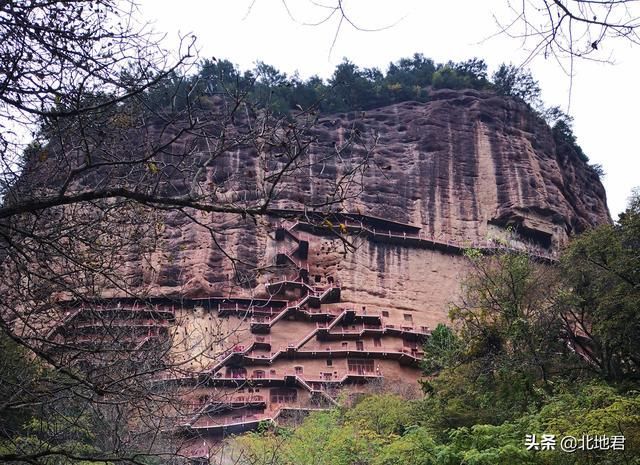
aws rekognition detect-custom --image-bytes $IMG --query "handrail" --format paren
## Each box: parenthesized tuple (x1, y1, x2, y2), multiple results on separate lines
(213, 308, 352, 375)
(212, 307, 431, 378)
(290, 219, 558, 263)
(45, 308, 83, 338)
(186, 404, 328, 431)
(188, 372, 341, 427)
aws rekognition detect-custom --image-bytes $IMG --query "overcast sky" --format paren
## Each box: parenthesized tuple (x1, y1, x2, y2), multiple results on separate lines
(139, 0, 639, 218)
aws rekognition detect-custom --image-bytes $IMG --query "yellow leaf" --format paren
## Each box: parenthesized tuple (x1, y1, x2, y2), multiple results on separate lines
(147, 162, 159, 174)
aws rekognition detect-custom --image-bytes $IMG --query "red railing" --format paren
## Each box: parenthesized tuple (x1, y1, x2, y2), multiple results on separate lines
(341, 219, 559, 262)
(288, 218, 558, 262)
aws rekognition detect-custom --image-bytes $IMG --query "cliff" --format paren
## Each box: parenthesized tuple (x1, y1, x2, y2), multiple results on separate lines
(125, 89, 609, 312)
(20, 88, 611, 439)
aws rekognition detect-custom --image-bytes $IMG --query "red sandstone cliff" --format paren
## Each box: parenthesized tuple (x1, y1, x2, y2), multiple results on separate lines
(8, 88, 612, 438)
(7, 87, 610, 324)
(122, 89, 609, 306)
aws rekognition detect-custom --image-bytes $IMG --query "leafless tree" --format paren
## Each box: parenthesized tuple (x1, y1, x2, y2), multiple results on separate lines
(0, 2, 379, 464)
(496, 0, 640, 65)
(271, 1, 640, 64)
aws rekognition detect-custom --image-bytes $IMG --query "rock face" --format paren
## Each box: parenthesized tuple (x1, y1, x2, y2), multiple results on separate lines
(131, 88, 609, 301)
(47, 89, 610, 439)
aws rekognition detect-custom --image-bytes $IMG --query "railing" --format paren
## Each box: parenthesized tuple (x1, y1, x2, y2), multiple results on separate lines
(265, 277, 332, 293)
(213, 394, 265, 404)
(45, 308, 83, 338)
(67, 332, 162, 345)
(289, 218, 559, 262)
(276, 248, 308, 270)
(323, 322, 428, 337)
(185, 363, 397, 429)
(73, 318, 171, 329)
(189, 403, 327, 431)
(210, 306, 429, 378)
(152, 372, 196, 382)
(295, 346, 426, 363)
(361, 223, 558, 261)
(326, 323, 383, 334)
(217, 303, 282, 314)
(190, 414, 261, 429)
(62, 304, 175, 316)
(254, 284, 341, 333)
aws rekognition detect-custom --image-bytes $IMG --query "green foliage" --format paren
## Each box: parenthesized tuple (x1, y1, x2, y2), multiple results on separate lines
(285, 411, 342, 465)
(326, 60, 382, 112)
(441, 423, 538, 465)
(2, 416, 104, 465)
(0, 331, 41, 438)
(432, 59, 490, 91)
(386, 53, 436, 89)
(542, 105, 589, 163)
(492, 64, 541, 106)
(561, 191, 640, 381)
(454, 58, 490, 87)
(374, 422, 542, 465)
(234, 386, 640, 465)
(422, 323, 462, 375)
(235, 428, 289, 465)
(432, 66, 469, 90)
(344, 394, 414, 436)
(590, 163, 605, 178)
(141, 54, 499, 116)
(0, 330, 101, 464)
(447, 251, 571, 396)
(553, 117, 589, 163)
(540, 383, 640, 438)
(198, 58, 251, 93)
(135, 55, 591, 167)
(419, 363, 513, 429)
(235, 399, 410, 465)
(233, 197, 640, 464)
(373, 427, 439, 465)
(0, 329, 155, 465)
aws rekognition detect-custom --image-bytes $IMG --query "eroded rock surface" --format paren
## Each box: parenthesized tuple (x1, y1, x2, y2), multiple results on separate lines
(124, 89, 609, 313)
(18, 89, 611, 437)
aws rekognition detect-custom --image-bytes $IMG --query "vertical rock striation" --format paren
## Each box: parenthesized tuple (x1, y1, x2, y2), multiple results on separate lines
(33, 88, 610, 439)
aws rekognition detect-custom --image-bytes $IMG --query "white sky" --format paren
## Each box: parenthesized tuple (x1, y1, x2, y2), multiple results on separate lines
(139, 0, 639, 218)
